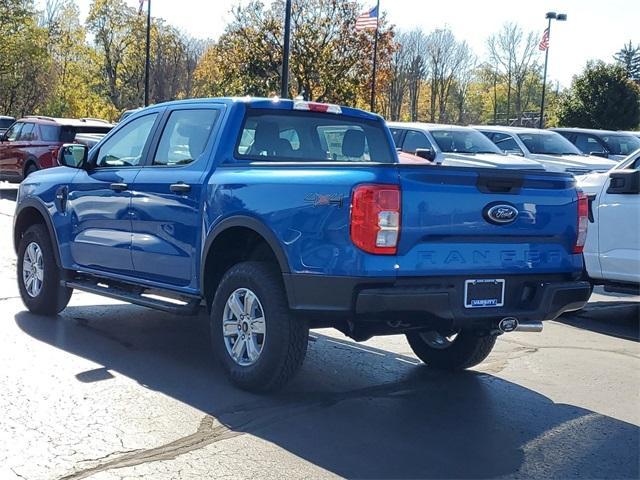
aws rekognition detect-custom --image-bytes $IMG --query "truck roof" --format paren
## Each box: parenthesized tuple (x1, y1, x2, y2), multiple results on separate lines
(149, 97, 382, 122)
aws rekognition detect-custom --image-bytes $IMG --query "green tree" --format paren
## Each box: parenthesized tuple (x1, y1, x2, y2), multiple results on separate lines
(555, 61, 640, 130)
(614, 41, 640, 82)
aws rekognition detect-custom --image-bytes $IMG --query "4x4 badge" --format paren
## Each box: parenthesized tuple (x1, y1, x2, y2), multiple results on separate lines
(304, 193, 344, 208)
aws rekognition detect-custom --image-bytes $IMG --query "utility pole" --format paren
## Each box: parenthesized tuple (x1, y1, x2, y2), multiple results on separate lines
(281, 0, 292, 98)
(144, 0, 151, 107)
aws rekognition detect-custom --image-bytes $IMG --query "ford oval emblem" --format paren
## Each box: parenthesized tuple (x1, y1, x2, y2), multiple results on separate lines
(484, 203, 519, 225)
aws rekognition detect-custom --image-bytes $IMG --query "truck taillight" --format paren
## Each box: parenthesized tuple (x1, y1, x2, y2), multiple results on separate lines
(573, 190, 589, 254)
(350, 184, 400, 255)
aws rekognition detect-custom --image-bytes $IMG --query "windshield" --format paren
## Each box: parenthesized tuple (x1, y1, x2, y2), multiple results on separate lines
(430, 129, 502, 154)
(602, 134, 640, 155)
(517, 132, 582, 155)
(236, 110, 395, 163)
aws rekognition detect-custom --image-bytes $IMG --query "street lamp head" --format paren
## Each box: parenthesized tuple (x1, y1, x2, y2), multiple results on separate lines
(556, 13, 568, 21)
(545, 11, 557, 19)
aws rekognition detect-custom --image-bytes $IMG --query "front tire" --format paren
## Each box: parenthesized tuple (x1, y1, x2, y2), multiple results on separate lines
(406, 329, 497, 370)
(210, 261, 308, 392)
(17, 224, 72, 315)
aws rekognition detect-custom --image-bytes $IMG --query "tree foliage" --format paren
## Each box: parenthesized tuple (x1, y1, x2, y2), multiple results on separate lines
(555, 61, 640, 130)
(614, 41, 640, 82)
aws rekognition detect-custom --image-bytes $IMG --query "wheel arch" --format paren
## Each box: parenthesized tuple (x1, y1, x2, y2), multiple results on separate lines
(200, 216, 291, 307)
(14, 199, 61, 268)
(22, 156, 38, 177)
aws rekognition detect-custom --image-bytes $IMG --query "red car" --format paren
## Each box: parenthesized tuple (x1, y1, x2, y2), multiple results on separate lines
(0, 116, 113, 182)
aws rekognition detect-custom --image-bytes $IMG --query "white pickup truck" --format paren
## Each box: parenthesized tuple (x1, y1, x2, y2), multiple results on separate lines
(579, 149, 640, 294)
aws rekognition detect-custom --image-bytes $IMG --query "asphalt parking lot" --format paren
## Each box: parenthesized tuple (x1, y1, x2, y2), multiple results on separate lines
(0, 184, 638, 480)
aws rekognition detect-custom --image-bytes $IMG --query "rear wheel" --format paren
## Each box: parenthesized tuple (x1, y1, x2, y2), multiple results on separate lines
(24, 163, 37, 178)
(406, 329, 497, 370)
(210, 261, 308, 392)
(17, 224, 72, 315)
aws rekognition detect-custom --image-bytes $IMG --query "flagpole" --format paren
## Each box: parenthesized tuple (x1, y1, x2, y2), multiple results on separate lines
(538, 17, 552, 129)
(144, 0, 151, 107)
(369, 0, 380, 112)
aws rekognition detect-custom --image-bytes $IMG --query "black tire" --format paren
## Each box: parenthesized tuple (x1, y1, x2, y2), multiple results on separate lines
(210, 261, 308, 392)
(24, 163, 37, 179)
(406, 329, 497, 370)
(17, 224, 72, 315)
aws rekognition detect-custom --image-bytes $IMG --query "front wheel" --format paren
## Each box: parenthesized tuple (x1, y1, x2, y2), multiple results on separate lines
(406, 329, 497, 370)
(210, 261, 308, 392)
(17, 224, 72, 315)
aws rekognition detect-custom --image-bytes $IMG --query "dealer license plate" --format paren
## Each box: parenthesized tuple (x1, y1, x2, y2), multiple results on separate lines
(464, 279, 505, 308)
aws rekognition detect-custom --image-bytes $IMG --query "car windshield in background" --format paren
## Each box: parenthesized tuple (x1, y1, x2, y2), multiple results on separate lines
(59, 125, 113, 143)
(602, 135, 640, 155)
(518, 132, 582, 155)
(430, 129, 502, 154)
(236, 110, 395, 163)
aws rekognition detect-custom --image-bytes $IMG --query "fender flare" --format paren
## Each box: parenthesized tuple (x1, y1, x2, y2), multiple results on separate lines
(200, 215, 290, 293)
(14, 198, 62, 268)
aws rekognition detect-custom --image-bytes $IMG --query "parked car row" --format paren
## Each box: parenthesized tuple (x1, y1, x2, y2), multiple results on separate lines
(0, 116, 113, 182)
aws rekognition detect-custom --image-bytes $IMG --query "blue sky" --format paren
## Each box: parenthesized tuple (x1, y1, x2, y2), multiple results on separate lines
(44, 0, 640, 87)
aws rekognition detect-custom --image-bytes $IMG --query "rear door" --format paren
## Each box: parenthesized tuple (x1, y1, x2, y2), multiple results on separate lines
(67, 112, 160, 275)
(396, 167, 582, 277)
(130, 106, 222, 287)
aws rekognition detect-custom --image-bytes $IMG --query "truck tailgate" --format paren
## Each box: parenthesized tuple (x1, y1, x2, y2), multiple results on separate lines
(396, 166, 583, 276)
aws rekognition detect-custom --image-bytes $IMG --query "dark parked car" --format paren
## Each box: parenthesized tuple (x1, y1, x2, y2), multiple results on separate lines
(551, 128, 640, 161)
(0, 116, 15, 137)
(0, 116, 113, 182)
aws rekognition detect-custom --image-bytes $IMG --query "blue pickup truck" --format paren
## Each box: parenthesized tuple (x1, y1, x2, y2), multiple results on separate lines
(13, 97, 592, 391)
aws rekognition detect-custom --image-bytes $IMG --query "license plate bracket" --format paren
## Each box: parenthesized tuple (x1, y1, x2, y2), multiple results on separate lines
(464, 279, 505, 308)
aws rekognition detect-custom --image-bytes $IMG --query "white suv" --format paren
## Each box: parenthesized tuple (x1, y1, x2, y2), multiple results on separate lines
(578, 149, 640, 294)
(474, 126, 617, 176)
(388, 123, 546, 170)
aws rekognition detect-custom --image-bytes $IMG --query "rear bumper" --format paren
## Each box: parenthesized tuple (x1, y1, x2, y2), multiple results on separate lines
(283, 273, 592, 329)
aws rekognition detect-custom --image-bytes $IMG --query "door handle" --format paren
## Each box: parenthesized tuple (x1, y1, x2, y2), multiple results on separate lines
(110, 182, 128, 192)
(170, 182, 191, 193)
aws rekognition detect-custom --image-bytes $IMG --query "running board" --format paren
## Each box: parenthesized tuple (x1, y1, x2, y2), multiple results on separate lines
(63, 279, 202, 315)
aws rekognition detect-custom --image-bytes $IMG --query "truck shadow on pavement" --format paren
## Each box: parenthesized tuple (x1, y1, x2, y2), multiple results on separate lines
(15, 304, 640, 479)
(558, 301, 640, 342)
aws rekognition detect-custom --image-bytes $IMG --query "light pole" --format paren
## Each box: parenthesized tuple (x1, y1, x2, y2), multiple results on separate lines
(281, 0, 292, 98)
(538, 11, 567, 128)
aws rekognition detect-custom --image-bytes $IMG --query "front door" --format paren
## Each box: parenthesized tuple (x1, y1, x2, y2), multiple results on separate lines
(67, 112, 160, 275)
(130, 107, 222, 288)
(0, 122, 23, 180)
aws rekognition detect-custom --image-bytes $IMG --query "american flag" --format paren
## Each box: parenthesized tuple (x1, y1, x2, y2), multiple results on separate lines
(538, 28, 550, 51)
(355, 5, 379, 31)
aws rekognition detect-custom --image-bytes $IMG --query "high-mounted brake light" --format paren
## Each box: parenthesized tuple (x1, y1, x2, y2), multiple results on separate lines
(293, 100, 342, 114)
(350, 184, 401, 255)
(573, 190, 589, 254)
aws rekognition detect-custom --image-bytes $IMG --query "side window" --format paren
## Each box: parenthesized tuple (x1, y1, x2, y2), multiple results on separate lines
(495, 133, 523, 154)
(575, 134, 605, 154)
(402, 130, 432, 154)
(5, 123, 23, 142)
(18, 123, 35, 141)
(39, 125, 60, 142)
(390, 128, 403, 147)
(96, 114, 157, 168)
(153, 109, 219, 166)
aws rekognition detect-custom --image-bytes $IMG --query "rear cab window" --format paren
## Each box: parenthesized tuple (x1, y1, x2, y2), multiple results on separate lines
(235, 110, 395, 163)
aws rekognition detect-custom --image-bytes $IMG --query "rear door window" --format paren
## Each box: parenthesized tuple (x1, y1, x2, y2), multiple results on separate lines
(153, 109, 219, 166)
(18, 123, 35, 141)
(235, 110, 394, 163)
(39, 125, 60, 142)
(402, 130, 433, 154)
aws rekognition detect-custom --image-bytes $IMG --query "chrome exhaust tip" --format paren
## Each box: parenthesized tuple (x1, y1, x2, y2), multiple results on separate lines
(497, 318, 544, 334)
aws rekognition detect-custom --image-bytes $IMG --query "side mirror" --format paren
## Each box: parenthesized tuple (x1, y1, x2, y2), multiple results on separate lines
(58, 144, 88, 169)
(415, 148, 436, 162)
(590, 151, 609, 159)
(607, 169, 640, 194)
